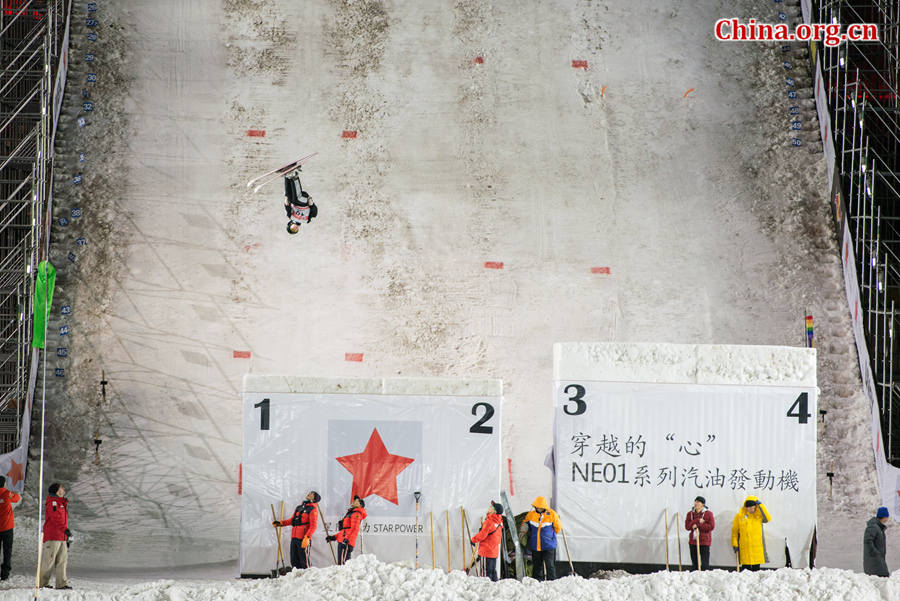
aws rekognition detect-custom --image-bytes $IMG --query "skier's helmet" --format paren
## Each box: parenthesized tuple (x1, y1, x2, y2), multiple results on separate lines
(286, 221, 300, 235)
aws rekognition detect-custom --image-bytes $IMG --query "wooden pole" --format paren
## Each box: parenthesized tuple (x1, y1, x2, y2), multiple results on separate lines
(696, 532, 701, 572)
(279, 501, 287, 572)
(270, 504, 280, 576)
(736, 549, 741, 572)
(461, 506, 467, 571)
(319, 511, 338, 565)
(561, 527, 575, 576)
(446, 509, 452, 572)
(675, 511, 682, 571)
(430, 511, 436, 569)
(664, 508, 670, 571)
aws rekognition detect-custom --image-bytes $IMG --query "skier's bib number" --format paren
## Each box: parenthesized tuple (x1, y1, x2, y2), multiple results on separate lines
(291, 206, 310, 223)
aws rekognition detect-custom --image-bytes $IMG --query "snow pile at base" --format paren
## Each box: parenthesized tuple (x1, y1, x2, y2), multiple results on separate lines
(4, 555, 900, 601)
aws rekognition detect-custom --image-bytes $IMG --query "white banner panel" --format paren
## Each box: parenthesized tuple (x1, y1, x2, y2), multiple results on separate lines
(554, 381, 816, 567)
(240, 388, 501, 575)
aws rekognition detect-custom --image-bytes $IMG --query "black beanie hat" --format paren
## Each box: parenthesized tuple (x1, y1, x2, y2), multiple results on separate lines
(354, 495, 365, 508)
(49, 482, 60, 495)
(694, 496, 706, 506)
(310, 491, 321, 503)
(492, 501, 504, 514)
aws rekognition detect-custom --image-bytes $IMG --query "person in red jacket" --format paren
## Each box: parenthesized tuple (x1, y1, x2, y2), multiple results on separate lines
(273, 490, 319, 569)
(684, 495, 715, 571)
(40, 483, 70, 589)
(470, 501, 504, 581)
(0, 476, 21, 580)
(326, 495, 367, 565)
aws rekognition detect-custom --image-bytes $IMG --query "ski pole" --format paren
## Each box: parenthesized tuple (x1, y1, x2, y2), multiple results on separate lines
(675, 511, 682, 571)
(664, 508, 670, 571)
(414, 491, 421, 569)
(319, 511, 338, 565)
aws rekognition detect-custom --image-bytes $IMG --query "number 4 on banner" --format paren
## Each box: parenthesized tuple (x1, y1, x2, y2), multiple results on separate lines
(787, 393, 811, 424)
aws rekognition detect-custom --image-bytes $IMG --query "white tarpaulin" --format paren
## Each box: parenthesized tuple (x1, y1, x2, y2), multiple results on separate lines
(554, 380, 817, 567)
(240, 376, 502, 576)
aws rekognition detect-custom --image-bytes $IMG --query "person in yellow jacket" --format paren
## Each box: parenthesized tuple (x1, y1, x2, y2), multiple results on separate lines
(518, 496, 561, 580)
(731, 495, 772, 571)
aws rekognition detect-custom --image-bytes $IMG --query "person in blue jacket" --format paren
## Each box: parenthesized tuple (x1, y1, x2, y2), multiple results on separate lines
(518, 496, 561, 580)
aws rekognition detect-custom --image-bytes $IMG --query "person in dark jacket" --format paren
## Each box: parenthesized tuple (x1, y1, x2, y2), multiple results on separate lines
(684, 495, 715, 571)
(273, 490, 320, 569)
(326, 496, 366, 565)
(470, 501, 504, 581)
(863, 506, 890, 576)
(40, 483, 70, 589)
(284, 169, 317, 235)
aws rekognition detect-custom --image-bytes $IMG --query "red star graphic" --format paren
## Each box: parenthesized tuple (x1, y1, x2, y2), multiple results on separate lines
(6, 459, 23, 486)
(336, 428, 414, 505)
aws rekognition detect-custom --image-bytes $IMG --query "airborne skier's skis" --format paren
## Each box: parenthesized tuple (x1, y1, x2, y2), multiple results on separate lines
(247, 152, 318, 193)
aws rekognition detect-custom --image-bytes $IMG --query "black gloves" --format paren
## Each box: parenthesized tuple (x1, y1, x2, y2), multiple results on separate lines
(325, 535, 336, 543)
(64, 529, 71, 537)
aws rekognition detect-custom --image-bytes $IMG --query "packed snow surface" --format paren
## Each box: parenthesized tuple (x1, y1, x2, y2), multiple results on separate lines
(4, 555, 900, 601)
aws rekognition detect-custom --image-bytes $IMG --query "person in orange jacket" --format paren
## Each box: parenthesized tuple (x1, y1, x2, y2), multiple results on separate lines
(470, 501, 504, 581)
(519, 496, 561, 580)
(273, 490, 319, 569)
(326, 496, 366, 565)
(0, 476, 21, 580)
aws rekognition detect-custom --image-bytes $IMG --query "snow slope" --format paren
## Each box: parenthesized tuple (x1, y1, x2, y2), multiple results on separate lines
(27, 0, 891, 584)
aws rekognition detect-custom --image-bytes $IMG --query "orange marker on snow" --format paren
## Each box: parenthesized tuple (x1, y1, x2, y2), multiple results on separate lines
(683, 88, 695, 98)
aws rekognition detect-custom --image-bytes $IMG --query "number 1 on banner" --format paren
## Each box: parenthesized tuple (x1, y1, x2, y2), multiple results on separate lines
(787, 393, 811, 423)
(254, 398, 270, 430)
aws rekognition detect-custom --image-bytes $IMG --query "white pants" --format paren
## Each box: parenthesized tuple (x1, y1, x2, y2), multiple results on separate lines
(40, 540, 68, 588)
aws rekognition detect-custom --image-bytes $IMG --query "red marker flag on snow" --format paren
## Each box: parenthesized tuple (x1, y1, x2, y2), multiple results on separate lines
(335, 428, 414, 504)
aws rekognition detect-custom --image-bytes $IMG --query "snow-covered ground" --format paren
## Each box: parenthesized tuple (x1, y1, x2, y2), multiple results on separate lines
(14, 0, 900, 596)
(2, 555, 900, 600)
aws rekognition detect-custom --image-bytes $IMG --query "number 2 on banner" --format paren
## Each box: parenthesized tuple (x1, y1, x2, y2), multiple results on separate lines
(787, 392, 811, 424)
(470, 402, 495, 433)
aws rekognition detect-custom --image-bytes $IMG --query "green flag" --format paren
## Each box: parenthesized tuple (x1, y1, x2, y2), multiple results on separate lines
(32, 260, 56, 349)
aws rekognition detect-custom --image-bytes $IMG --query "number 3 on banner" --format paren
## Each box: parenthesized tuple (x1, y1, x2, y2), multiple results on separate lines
(563, 384, 586, 416)
(786, 392, 811, 424)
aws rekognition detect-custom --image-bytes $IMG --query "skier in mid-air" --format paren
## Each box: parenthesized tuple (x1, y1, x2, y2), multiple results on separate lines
(283, 167, 317, 235)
